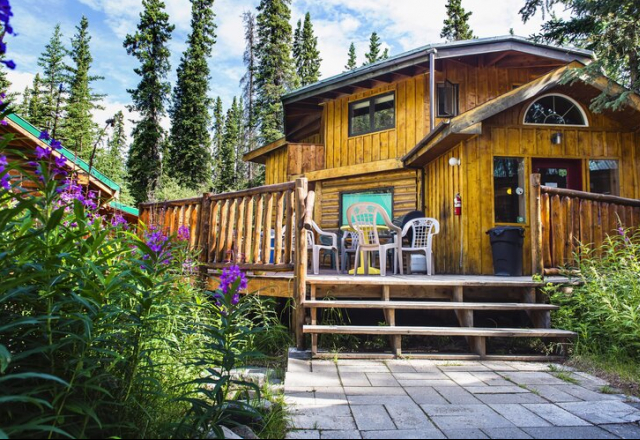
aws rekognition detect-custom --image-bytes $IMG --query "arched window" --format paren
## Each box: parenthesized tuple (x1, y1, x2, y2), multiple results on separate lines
(524, 94, 588, 126)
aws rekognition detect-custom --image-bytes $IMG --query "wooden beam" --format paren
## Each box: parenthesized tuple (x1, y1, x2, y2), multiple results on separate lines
(530, 173, 544, 277)
(243, 137, 287, 163)
(294, 178, 308, 350)
(296, 158, 403, 182)
(485, 51, 511, 66)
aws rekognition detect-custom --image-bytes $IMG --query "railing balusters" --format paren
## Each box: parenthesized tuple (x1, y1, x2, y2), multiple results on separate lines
(253, 195, 264, 264)
(236, 197, 247, 263)
(262, 193, 274, 265)
(225, 198, 238, 263)
(274, 192, 284, 264)
(245, 196, 256, 263)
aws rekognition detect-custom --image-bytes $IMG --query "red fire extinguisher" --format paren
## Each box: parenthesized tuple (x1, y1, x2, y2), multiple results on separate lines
(454, 193, 462, 216)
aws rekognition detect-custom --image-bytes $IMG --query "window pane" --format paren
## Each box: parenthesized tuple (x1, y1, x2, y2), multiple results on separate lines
(351, 100, 371, 135)
(342, 191, 393, 226)
(590, 160, 619, 196)
(373, 94, 395, 130)
(525, 95, 586, 126)
(494, 157, 526, 223)
(437, 83, 458, 117)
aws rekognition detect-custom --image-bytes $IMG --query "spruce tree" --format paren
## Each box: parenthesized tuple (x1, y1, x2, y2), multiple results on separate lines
(234, 96, 246, 188)
(212, 96, 224, 189)
(217, 97, 239, 192)
(124, 0, 174, 204)
(0, 58, 11, 95)
(94, 111, 133, 204)
(381, 48, 389, 60)
(38, 24, 67, 132)
(294, 12, 321, 87)
(19, 85, 30, 116)
(520, 0, 640, 112)
(255, 0, 295, 145)
(240, 12, 260, 186)
(27, 74, 46, 129)
(441, 0, 475, 42)
(364, 32, 383, 65)
(63, 16, 104, 157)
(345, 42, 357, 71)
(168, 0, 216, 189)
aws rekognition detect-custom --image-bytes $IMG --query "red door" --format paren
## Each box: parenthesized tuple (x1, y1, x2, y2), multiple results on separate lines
(532, 159, 583, 191)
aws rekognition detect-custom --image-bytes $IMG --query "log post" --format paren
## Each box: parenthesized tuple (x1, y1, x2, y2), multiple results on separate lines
(198, 194, 213, 271)
(530, 174, 544, 277)
(294, 178, 309, 350)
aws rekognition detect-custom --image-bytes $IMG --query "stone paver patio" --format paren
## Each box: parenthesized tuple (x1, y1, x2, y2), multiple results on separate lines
(284, 355, 640, 439)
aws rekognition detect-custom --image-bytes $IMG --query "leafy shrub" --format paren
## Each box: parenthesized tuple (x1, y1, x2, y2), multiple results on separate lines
(546, 227, 640, 360)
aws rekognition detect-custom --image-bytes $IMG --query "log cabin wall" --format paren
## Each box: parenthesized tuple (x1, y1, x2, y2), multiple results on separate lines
(424, 94, 640, 275)
(265, 147, 288, 185)
(264, 143, 325, 185)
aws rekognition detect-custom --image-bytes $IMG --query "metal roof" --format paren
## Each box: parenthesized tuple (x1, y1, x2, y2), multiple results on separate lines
(109, 201, 139, 216)
(283, 35, 594, 104)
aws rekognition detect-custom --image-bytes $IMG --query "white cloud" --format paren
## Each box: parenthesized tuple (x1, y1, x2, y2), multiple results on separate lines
(7, 71, 35, 102)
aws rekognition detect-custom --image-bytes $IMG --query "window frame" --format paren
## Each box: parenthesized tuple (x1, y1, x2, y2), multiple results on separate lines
(339, 188, 394, 227)
(437, 80, 459, 118)
(347, 91, 396, 137)
(588, 158, 620, 196)
(493, 156, 527, 225)
(523, 93, 589, 127)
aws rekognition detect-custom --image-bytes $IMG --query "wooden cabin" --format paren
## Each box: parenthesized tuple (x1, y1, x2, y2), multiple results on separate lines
(244, 36, 640, 276)
(1, 113, 139, 223)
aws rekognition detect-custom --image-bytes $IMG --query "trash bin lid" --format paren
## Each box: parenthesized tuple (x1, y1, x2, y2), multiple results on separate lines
(486, 226, 525, 236)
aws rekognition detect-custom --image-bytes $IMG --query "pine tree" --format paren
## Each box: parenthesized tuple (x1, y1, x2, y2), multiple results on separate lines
(94, 111, 133, 204)
(234, 95, 247, 188)
(520, 0, 640, 112)
(212, 96, 224, 189)
(345, 42, 357, 71)
(63, 16, 104, 157)
(27, 74, 46, 129)
(0, 58, 11, 95)
(255, 0, 295, 145)
(240, 12, 261, 186)
(18, 85, 30, 116)
(364, 32, 383, 65)
(217, 97, 239, 192)
(294, 12, 321, 87)
(168, 0, 216, 189)
(441, 0, 475, 42)
(381, 48, 389, 60)
(38, 24, 67, 132)
(124, 0, 174, 204)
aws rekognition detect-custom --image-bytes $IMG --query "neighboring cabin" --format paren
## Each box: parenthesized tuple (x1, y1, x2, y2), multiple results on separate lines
(1, 113, 138, 223)
(244, 36, 640, 275)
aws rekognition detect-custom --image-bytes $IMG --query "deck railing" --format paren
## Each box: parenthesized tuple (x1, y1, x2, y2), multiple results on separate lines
(530, 173, 640, 275)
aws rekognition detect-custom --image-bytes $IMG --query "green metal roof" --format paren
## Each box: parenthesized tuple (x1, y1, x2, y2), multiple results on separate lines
(7, 113, 121, 193)
(109, 201, 139, 216)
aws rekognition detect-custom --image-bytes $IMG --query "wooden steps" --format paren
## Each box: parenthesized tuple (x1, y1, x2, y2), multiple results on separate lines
(304, 300, 559, 311)
(304, 325, 576, 338)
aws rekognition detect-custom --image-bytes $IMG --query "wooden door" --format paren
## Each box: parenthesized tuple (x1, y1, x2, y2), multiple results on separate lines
(532, 159, 583, 191)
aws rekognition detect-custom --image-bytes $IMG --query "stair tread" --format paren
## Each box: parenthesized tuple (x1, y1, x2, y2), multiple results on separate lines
(303, 300, 558, 310)
(303, 325, 576, 337)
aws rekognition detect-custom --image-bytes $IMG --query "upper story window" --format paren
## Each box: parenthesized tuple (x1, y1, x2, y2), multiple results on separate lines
(348, 92, 395, 137)
(524, 94, 588, 126)
(437, 80, 459, 118)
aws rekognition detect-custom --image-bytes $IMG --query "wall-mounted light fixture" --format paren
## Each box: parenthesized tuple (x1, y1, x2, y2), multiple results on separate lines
(551, 132, 563, 145)
(448, 157, 461, 167)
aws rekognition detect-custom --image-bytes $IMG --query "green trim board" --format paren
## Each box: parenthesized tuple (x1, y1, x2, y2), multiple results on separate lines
(6, 113, 121, 192)
(109, 201, 139, 217)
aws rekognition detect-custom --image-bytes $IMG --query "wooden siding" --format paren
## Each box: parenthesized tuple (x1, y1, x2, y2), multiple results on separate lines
(265, 148, 288, 185)
(320, 61, 556, 170)
(315, 169, 419, 229)
(264, 144, 325, 185)
(424, 98, 640, 275)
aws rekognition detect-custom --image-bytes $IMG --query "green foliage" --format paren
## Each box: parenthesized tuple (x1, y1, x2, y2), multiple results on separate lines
(94, 111, 134, 205)
(441, 0, 475, 42)
(151, 174, 208, 202)
(293, 13, 321, 87)
(38, 24, 68, 133)
(216, 97, 242, 193)
(345, 42, 357, 71)
(545, 227, 640, 362)
(124, 0, 174, 204)
(27, 73, 45, 129)
(168, 0, 216, 190)
(520, 0, 640, 112)
(364, 32, 384, 65)
(62, 16, 105, 158)
(240, 12, 260, 187)
(256, 0, 295, 145)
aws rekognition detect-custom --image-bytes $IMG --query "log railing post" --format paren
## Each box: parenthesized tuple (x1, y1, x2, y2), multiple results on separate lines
(294, 178, 308, 350)
(530, 173, 544, 277)
(198, 193, 213, 269)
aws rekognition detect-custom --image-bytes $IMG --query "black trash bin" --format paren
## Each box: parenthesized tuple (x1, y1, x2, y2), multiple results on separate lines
(486, 226, 524, 276)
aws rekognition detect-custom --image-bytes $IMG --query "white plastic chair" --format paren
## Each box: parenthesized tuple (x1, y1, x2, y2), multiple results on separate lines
(346, 203, 402, 276)
(340, 230, 359, 273)
(307, 220, 339, 275)
(400, 217, 440, 275)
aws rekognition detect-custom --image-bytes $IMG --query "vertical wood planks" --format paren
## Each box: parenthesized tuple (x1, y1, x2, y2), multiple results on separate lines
(274, 192, 284, 264)
(253, 195, 265, 264)
(284, 190, 294, 264)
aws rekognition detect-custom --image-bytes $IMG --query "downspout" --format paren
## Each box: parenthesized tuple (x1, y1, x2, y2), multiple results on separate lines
(429, 48, 438, 133)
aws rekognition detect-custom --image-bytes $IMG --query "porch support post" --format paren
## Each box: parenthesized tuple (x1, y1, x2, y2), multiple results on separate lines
(429, 49, 437, 132)
(530, 173, 544, 277)
(294, 178, 309, 350)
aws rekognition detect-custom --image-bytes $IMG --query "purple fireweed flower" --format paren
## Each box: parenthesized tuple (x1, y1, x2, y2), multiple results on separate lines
(1, 59, 15, 70)
(34, 145, 51, 160)
(50, 138, 62, 150)
(177, 225, 190, 241)
(219, 265, 248, 296)
(54, 155, 67, 168)
(231, 294, 240, 305)
(0, 120, 6, 126)
(111, 214, 127, 227)
(38, 130, 51, 141)
(0, 173, 9, 190)
(0, 154, 7, 167)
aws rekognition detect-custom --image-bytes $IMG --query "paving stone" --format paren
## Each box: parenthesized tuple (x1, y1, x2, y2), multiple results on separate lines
(344, 386, 407, 396)
(285, 392, 316, 406)
(471, 372, 514, 387)
(339, 373, 371, 387)
(399, 379, 458, 387)
(522, 426, 618, 439)
(480, 362, 519, 372)
(475, 393, 547, 405)
(559, 400, 640, 424)
(405, 387, 450, 405)
(350, 405, 396, 431)
(481, 427, 533, 439)
(348, 395, 416, 405)
(600, 423, 640, 439)
(361, 430, 446, 439)
(366, 373, 400, 387)
(385, 402, 437, 430)
(504, 362, 552, 372)
(434, 385, 483, 404)
(501, 372, 567, 386)
(393, 372, 449, 381)
(441, 428, 489, 438)
(287, 372, 341, 388)
(523, 404, 592, 426)
(289, 404, 352, 417)
(531, 385, 583, 403)
(337, 360, 387, 366)
(446, 372, 488, 386)
(572, 372, 609, 387)
(289, 358, 312, 373)
(313, 360, 337, 368)
(465, 386, 530, 394)
(424, 405, 515, 430)
(408, 359, 441, 371)
(437, 362, 492, 372)
(320, 430, 362, 439)
(384, 360, 417, 373)
(290, 415, 357, 431)
(555, 385, 621, 401)
(338, 365, 390, 373)
(488, 404, 552, 427)
(286, 384, 317, 393)
(286, 430, 321, 439)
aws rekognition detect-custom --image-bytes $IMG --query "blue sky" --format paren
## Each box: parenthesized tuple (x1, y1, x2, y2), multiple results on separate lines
(6, 0, 560, 136)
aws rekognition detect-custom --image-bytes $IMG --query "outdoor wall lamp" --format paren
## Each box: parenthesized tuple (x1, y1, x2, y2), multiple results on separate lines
(551, 132, 563, 145)
(449, 157, 461, 167)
